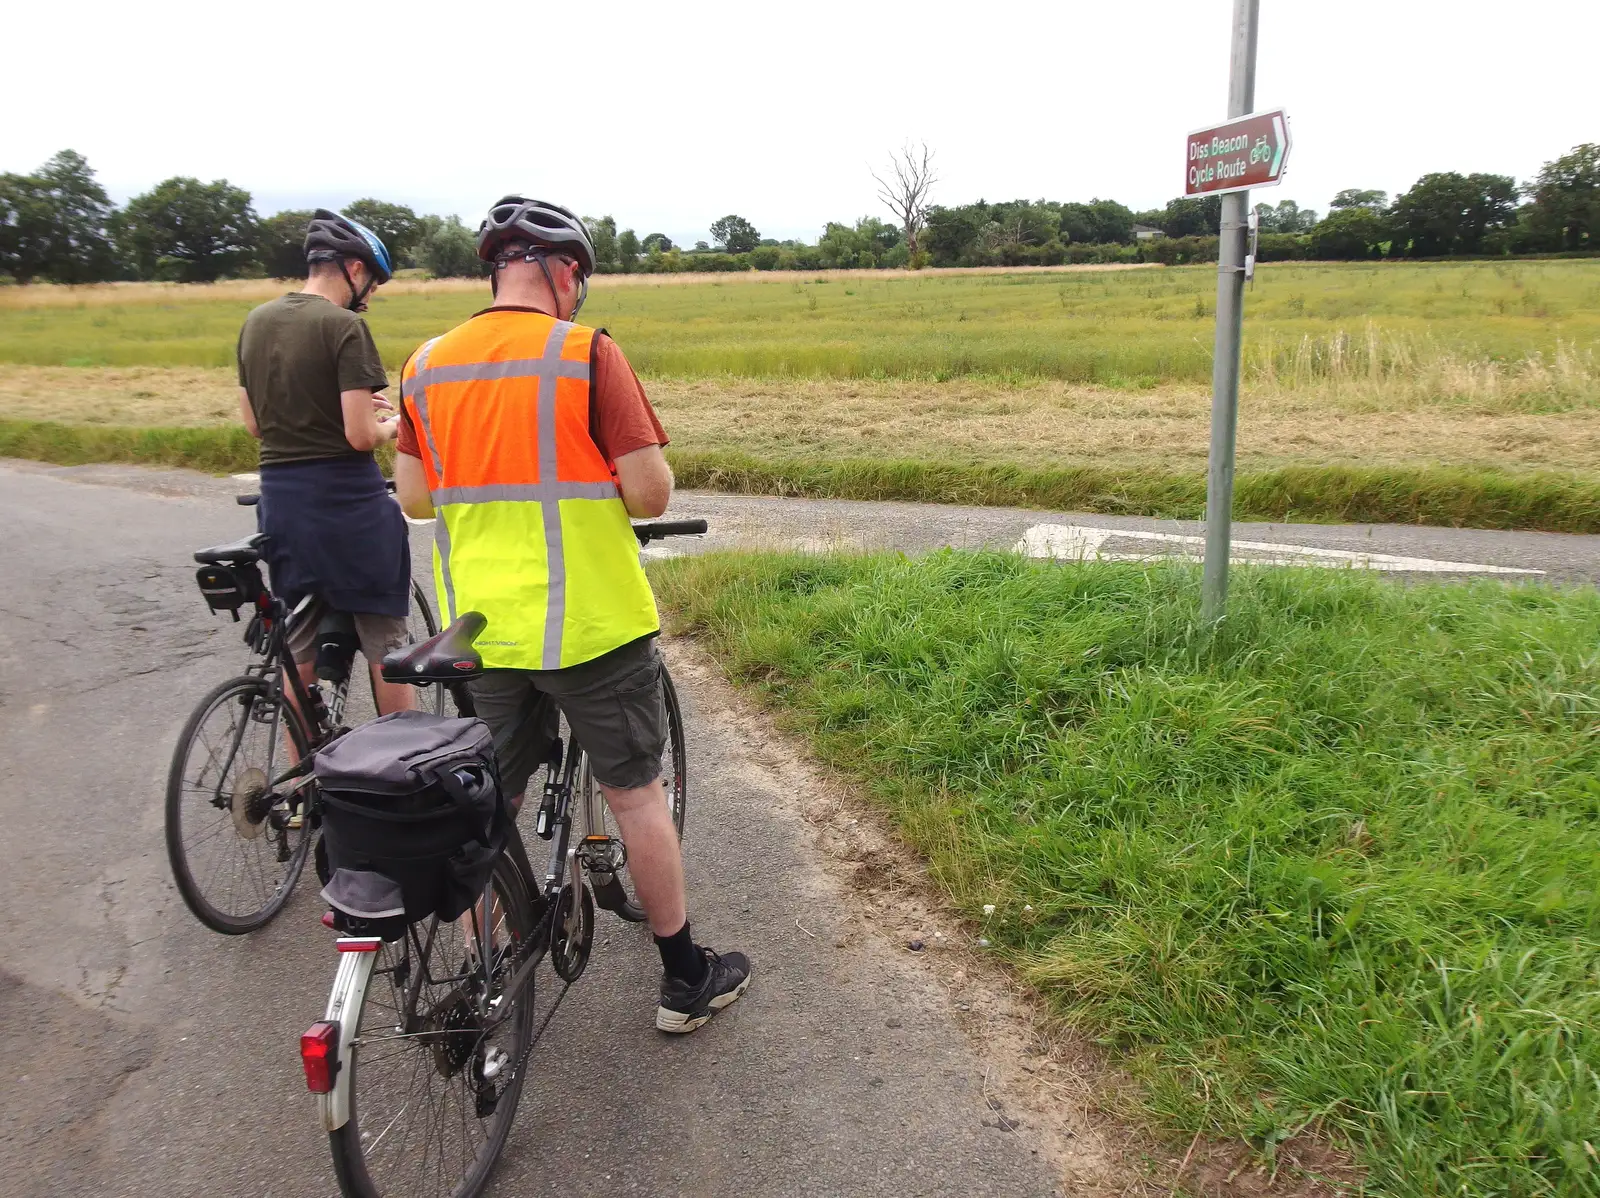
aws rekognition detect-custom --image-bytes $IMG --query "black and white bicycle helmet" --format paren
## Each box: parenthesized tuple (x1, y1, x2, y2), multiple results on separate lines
(476, 196, 596, 276)
(304, 209, 394, 283)
(303, 209, 393, 312)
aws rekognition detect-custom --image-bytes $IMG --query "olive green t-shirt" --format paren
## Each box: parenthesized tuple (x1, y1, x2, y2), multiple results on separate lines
(236, 292, 389, 466)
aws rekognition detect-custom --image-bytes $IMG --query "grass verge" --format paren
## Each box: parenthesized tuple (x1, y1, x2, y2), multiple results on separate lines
(649, 551, 1600, 1198)
(670, 450, 1600, 533)
(0, 419, 261, 473)
(5, 419, 1600, 533)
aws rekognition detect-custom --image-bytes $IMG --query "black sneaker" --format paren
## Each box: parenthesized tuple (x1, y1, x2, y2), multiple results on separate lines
(656, 948, 752, 1034)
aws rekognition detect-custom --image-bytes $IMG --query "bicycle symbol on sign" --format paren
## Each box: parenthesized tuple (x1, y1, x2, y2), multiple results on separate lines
(1249, 136, 1273, 165)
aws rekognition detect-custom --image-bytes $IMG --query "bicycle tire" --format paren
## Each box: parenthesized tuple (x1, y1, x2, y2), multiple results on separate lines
(328, 852, 537, 1198)
(587, 663, 688, 924)
(165, 674, 312, 934)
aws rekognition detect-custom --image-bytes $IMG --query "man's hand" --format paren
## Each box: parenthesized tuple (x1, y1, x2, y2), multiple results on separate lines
(371, 394, 395, 416)
(375, 414, 400, 443)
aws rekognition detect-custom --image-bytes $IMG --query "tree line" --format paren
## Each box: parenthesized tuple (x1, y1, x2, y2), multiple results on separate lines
(2, 144, 1595, 285)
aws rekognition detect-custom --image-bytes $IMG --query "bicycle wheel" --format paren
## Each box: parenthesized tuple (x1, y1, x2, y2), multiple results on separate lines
(584, 664, 688, 924)
(329, 853, 537, 1198)
(165, 674, 312, 934)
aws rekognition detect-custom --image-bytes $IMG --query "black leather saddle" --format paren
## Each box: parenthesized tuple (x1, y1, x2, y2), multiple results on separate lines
(193, 533, 268, 565)
(382, 612, 487, 685)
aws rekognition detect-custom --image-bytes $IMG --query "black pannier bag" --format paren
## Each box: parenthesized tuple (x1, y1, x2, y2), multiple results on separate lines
(313, 711, 510, 939)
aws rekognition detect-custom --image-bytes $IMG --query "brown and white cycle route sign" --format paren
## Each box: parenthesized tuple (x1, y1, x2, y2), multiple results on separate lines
(1185, 108, 1291, 196)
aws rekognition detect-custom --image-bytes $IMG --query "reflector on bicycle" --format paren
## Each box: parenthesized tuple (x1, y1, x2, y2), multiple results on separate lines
(300, 1022, 339, 1093)
(335, 937, 382, 953)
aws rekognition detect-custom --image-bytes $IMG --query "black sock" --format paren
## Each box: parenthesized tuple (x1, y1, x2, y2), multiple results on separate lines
(655, 921, 708, 986)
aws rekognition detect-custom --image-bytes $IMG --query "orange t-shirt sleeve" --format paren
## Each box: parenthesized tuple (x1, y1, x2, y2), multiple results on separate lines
(395, 351, 422, 459)
(395, 404, 421, 459)
(591, 333, 668, 462)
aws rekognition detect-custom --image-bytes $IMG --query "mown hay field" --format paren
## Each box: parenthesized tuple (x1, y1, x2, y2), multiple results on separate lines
(2, 260, 1598, 524)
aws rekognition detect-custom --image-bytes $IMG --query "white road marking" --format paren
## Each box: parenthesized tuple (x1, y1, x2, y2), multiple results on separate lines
(1016, 524, 1543, 575)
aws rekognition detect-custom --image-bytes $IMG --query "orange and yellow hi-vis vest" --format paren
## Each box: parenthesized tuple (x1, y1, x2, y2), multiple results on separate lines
(399, 310, 658, 671)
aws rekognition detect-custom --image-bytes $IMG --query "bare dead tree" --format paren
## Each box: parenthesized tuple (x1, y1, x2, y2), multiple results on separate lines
(871, 141, 937, 262)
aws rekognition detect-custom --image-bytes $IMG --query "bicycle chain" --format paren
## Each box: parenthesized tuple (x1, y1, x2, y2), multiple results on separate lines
(468, 903, 573, 1093)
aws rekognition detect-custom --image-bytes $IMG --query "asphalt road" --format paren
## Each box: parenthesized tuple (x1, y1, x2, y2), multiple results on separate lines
(3, 458, 1597, 1198)
(0, 461, 1062, 1198)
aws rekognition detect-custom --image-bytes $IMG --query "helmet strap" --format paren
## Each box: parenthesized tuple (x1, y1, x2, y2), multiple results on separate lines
(338, 259, 377, 312)
(494, 247, 581, 318)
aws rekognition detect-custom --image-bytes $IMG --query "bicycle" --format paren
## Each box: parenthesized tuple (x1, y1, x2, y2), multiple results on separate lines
(302, 519, 706, 1198)
(164, 492, 444, 935)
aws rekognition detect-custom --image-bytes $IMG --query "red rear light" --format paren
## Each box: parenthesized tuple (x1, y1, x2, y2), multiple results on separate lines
(301, 1021, 339, 1093)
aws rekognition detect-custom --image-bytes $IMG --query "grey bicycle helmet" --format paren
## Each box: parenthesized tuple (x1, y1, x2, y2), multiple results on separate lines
(476, 196, 596, 276)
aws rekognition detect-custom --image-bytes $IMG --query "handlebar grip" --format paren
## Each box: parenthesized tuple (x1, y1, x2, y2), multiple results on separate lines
(633, 519, 709, 544)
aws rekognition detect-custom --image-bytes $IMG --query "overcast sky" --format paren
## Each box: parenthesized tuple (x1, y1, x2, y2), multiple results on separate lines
(4, 0, 1595, 246)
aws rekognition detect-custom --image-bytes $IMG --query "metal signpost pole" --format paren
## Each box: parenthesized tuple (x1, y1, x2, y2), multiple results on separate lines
(1200, 0, 1261, 624)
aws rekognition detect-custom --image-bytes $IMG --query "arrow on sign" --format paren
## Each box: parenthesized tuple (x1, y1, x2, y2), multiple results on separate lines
(1270, 114, 1287, 178)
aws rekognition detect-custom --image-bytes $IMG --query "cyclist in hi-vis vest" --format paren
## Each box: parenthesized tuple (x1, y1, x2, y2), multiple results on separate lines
(393, 197, 750, 1033)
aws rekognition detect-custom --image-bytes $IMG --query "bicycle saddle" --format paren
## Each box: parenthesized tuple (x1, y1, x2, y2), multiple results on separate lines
(193, 533, 268, 565)
(381, 611, 488, 684)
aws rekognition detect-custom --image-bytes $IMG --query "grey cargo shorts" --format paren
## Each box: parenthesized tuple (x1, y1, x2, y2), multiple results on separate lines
(466, 635, 667, 804)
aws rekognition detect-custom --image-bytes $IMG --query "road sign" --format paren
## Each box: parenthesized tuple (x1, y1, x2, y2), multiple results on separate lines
(1185, 108, 1290, 197)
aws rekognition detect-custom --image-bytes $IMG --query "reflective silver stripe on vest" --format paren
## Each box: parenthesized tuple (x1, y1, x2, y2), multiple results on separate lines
(411, 319, 597, 669)
(430, 481, 618, 506)
(433, 509, 458, 621)
(538, 321, 572, 669)
(401, 338, 444, 478)
(407, 357, 590, 387)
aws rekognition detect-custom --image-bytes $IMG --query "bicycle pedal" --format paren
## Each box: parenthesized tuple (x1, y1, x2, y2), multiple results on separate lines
(577, 834, 626, 875)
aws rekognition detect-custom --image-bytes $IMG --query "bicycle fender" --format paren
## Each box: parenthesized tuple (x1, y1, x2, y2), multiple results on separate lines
(317, 943, 377, 1131)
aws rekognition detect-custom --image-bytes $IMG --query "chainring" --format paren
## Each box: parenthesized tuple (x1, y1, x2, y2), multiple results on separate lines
(550, 883, 594, 983)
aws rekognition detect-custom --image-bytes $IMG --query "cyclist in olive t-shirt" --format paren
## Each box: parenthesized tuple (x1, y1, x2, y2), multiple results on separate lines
(235, 210, 414, 718)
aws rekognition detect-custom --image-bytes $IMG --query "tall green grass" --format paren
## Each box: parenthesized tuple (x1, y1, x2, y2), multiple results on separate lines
(5, 420, 1599, 533)
(3, 260, 1596, 384)
(652, 552, 1600, 1197)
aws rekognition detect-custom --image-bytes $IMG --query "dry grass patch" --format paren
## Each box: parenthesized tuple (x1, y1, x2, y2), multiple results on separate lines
(0, 365, 239, 425)
(6, 365, 1600, 474)
(652, 377, 1600, 473)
